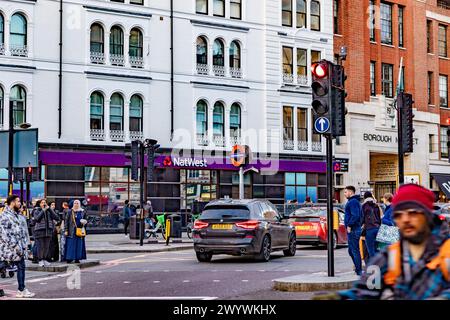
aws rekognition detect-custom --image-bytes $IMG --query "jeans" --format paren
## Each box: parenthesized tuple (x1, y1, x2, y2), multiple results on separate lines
(365, 227, 379, 259)
(124, 219, 130, 235)
(17, 258, 26, 292)
(347, 229, 362, 275)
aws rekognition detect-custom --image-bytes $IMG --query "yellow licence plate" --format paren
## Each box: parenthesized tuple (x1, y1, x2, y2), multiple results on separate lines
(296, 225, 317, 231)
(212, 224, 233, 230)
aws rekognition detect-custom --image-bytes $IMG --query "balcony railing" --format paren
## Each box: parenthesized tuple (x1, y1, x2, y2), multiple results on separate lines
(90, 51, 105, 64)
(283, 73, 294, 84)
(312, 141, 322, 152)
(130, 56, 144, 68)
(129, 131, 143, 140)
(10, 44, 28, 57)
(230, 67, 242, 78)
(297, 74, 309, 86)
(298, 141, 309, 151)
(110, 54, 125, 66)
(283, 140, 295, 150)
(230, 136, 241, 146)
(196, 134, 209, 146)
(0, 44, 5, 55)
(90, 129, 105, 141)
(213, 65, 225, 77)
(196, 63, 209, 75)
(213, 135, 225, 147)
(110, 130, 125, 142)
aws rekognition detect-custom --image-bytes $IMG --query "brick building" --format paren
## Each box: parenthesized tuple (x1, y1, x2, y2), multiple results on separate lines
(333, 0, 450, 201)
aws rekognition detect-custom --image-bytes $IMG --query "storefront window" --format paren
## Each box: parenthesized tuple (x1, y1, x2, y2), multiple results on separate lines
(285, 172, 325, 203)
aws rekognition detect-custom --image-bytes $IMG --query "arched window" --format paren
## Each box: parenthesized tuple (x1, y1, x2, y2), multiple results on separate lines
(213, 39, 224, 66)
(110, 93, 124, 131)
(311, 0, 321, 31)
(196, 36, 208, 65)
(130, 95, 143, 132)
(0, 13, 4, 48)
(10, 85, 26, 126)
(196, 100, 208, 137)
(10, 13, 27, 56)
(230, 103, 241, 137)
(213, 102, 224, 137)
(90, 23, 104, 63)
(90, 92, 104, 130)
(110, 26, 124, 65)
(129, 28, 143, 57)
(229, 41, 241, 69)
(0, 86, 3, 126)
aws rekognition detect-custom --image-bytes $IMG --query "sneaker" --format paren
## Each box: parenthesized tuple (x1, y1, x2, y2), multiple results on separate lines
(38, 261, 45, 267)
(43, 261, 51, 267)
(75, 260, 80, 264)
(16, 289, 35, 298)
(0, 289, 5, 297)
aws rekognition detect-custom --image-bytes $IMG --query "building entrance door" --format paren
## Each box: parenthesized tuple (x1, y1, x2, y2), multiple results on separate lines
(369, 181, 396, 201)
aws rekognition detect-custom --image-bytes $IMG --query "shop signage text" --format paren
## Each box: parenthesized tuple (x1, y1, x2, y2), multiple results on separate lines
(363, 133, 418, 145)
(169, 157, 208, 168)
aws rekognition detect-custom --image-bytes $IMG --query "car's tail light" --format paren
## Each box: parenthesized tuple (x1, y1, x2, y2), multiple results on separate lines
(319, 217, 327, 229)
(235, 220, 260, 230)
(194, 220, 209, 230)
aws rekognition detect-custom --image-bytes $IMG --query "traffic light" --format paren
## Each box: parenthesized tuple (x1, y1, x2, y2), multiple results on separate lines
(311, 60, 332, 134)
(13, 168, 24, 183)
(26, 166, 32, 183)
(331, 64, 347, 137)
(125, 141, 140, 181)
(147, 143, 160, 183)
(398, 92, 415, 153)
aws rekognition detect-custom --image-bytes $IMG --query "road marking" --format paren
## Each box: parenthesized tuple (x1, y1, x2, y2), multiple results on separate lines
(235, 270, 243, 272)
(40, 283, 47, 285)
(96, 282, 103, 284)
(96, 271, 102, 274)
(258, 270, 266, 272)
(183, 280, 190, 283)
(163, 270, 170, 273)
(242, 280, 249, 282)
(144, 270, 150, 273)
(123, 281, 131, 284)
(284, 270, 290, 272)
(153, 281, 160, 284)
(213, 280, 220, 283)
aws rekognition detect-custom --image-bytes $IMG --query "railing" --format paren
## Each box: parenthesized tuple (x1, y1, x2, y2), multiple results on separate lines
(230, 67, 242, 78)
(110, 130, 125, 142)
(438, 0, 450, 10)
(230, 136, 241, 146)
(10, 44, 28, 57)
(297, 74, 309, 86)
(0, 44, 5, 55)
(130, 56, 144, 68)
(213, 135, 225, 147)
(110, 54, 125, 66)
(90, 129, 105, 141)
(283, 140, 294, 150)
(312, 141, 322, 152)
(196, 63, 209, 75)
(283, 73, 294, 84)
(213, 65, 225, 77)
(129, 131, 143, 140)
(196, 134, 209, 146)
(298, 141, 309, 151)
(90, 51, 105, 64)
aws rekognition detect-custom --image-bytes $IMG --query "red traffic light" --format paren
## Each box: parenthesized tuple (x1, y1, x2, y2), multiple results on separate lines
(311, 62, 328, 79)
(27, 166, 32, 174)
(446, 118, 450, 125)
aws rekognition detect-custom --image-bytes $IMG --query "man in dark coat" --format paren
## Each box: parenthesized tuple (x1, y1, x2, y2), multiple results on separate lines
(344, 186, 363, 276)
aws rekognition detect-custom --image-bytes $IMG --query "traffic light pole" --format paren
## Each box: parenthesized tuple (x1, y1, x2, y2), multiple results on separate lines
(139, 142, 146, 247)
(396, 98, 405, 185)
(326, 134, 335, 277)
(7, 102, 14, 196)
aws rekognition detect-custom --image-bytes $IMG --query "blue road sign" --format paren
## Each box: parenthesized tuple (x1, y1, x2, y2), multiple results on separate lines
(314, 117, 330, 134)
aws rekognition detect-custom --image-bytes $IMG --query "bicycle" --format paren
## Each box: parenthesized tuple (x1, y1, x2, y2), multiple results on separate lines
(144, 214, 167, 240)
(186, 212, 201, 239)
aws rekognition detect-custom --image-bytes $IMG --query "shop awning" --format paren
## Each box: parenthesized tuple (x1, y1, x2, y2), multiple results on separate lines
(432, 174, 450, 198)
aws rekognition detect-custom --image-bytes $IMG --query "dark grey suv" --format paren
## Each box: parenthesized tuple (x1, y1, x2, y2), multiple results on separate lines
(192, 199, 296, 262)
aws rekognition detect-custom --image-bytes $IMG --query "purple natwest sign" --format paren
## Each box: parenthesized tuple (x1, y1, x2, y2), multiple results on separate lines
(39, 151, 326, 173)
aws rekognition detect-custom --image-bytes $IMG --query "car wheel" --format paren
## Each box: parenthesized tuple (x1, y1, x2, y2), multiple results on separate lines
(283, 233, 297, 257)
(196, 252, 213, 263)
(333, 231, 338, 250)
(255, 235, 271, 262)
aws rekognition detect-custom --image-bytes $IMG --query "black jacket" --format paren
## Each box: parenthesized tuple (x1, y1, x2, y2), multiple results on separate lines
(33, 208, 60, 238)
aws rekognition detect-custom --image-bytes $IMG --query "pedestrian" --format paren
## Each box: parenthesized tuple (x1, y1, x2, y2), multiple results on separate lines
(375, 193, 400, 251)
(29, 201, 40, 264)
(0, 195, 35, 298)
(361, 191, 382, 260)
(344, 186, 363, 276)
(335, 184, 450, 300)
(33, 199, 60, 267)
(381, 193, 395, 226)
(123, 200, 131, 237)
(64, 200, 87, 264)
(303, 196, 313, 206)
(59, 202, 69, 262)
(47, 202, 61, 262)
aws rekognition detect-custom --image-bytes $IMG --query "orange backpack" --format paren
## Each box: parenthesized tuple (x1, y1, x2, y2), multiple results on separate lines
(384, 239, 450, 286)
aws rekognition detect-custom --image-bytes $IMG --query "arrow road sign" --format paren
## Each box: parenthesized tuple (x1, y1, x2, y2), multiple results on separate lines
(314, 117, 330, 134)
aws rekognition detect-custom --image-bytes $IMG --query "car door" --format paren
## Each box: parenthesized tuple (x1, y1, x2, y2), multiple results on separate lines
(259, 202, 281, 248)
(337, 210, 348, 243)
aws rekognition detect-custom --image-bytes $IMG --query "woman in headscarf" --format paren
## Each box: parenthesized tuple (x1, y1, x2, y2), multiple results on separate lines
(64, 200, 88, 263)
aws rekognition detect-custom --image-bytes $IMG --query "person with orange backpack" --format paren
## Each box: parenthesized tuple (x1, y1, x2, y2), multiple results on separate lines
(314, 184, 449, 300)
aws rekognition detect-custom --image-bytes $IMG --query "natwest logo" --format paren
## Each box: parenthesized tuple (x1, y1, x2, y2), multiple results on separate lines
(164, 156, 208, 168)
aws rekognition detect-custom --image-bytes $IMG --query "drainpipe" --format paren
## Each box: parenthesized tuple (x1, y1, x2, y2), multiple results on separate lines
(58, 0, 63, 139)
(170, 0, 174, 141)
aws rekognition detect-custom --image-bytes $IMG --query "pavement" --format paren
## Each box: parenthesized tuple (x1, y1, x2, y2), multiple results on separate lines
(273, 272, 359, 292)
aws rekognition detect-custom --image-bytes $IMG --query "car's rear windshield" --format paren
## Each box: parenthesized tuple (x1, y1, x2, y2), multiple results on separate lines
(290, 208, 326, 217)
(200, 205, 250, 219)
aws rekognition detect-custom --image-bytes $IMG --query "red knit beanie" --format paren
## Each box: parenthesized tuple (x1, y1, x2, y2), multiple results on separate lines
(391, 184, 436, 216)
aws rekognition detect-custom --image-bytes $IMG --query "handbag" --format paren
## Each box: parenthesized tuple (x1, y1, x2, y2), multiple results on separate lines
(376, 224, 400, 244)
(72, 211, 86, 238)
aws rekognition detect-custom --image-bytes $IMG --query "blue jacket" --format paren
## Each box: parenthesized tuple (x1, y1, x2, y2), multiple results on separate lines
(344, 195, 363, 230)
(123, 205, 131, 220)
(381, 205, 395, 226)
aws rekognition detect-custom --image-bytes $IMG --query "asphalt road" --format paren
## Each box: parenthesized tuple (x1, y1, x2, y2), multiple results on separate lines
(0, 245, 353, 300)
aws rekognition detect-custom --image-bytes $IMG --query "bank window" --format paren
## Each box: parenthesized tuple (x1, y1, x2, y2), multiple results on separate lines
(428, 72, 434, 105)
(370, 61, 376, 96)
(369, 0, 375, 41)
(214, 0, 225, 17)
(439, 75, 448, 107)
(441, 126, 449, 159)
(398, 6, 404, 47)
(283, 106, 294, 148)
(297, 0, 306, 28)
(427, 20, 433, 53)
(285, 173, 321, 203)
(282, 46, 293, 77)
(382, 63, 393, 98)
(439, 25, 447, 57)
(310, 1, 320, 31)
(380, 2, 392, 45)
(282, 0, 293, 27)
(297, 48, 307, 82)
